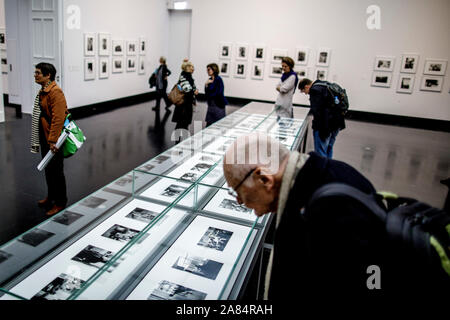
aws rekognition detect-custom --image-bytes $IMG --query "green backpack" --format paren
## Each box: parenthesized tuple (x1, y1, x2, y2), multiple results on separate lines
(62, 114, 86, 158)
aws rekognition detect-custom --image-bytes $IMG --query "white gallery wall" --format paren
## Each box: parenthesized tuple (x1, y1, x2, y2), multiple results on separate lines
(62, 0, 169, 108)
(189, 0, 450, 121)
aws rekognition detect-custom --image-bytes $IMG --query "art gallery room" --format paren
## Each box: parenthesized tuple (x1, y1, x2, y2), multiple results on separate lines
(0, 0, 449, 304)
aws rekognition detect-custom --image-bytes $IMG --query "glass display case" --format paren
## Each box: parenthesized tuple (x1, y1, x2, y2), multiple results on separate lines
(0, 102, 311, 300)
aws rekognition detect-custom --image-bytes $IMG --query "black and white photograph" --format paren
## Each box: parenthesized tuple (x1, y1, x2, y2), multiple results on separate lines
(53, 212, 84, 226)
(179, 172, 198, 182)
(115, 174, 137, 187)
(102, 224, 140, 243)
(139, 37, 146, 55)
(423, 59, 447, 76)
(172, 254, 223, 280)
(1, 55, 8, 73)
(138, 163, 155, 172)
(236, 44, 248, 60)
(400, 54, 419, 73)
(0, 250, 12, 264)
(316, 68, 328, 81)
(84, 58, 95, 81)
(71, 245, 115, 269)
(98, 33, 110, 56)
(112, 40, 124, 56)
(18, 228, 55, 247)
(316, 48, 331, 67)
(219, 198, 253, 214)
(138, 56, 146, 75)
(127, 57, 136, 72)
(396, 75, 415, 94)
(154, 155, 169, 164)
(253, 46, 265, 62)
(220, 61, 230, 77)
(296, 68, 308, 79)
(271, 48, 288, 63)
(126, 207, 159, 224)
(234, 62, 247, 78)
(30, 273, 85, 300)
(127, 40, 138, 56)
(80, 196, 107, 209)
(197, 227, 233, 251)
(420, 76, 443, 92)
(269, 64, 283, 78)
(148, 280, 207, 300)
(295, 47, 309, 65)
(112, 57, 124, 73)
(190, 163, 212, 172)
(99, 57, 109, 79)
(0, 28, 5, 50)
(84, 33, 95, 56)
(219, 43, 232, 59)
(374, 56, 395, 72)
(161, 184, 187, 197)
(251, 62, 264, 80)
(371, 71, 392, 88)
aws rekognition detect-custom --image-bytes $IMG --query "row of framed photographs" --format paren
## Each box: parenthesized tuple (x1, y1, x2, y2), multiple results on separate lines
(84, 33, 146, 57)
(219, 43, 331, 67)
(371, 72, 445, 93)
(374, 54, 447, 76)
(219, 60, 326, 80)
(84, 56, 146, 81)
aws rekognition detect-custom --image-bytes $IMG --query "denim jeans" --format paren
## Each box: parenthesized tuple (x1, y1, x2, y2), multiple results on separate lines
(313, 129, 339, 159)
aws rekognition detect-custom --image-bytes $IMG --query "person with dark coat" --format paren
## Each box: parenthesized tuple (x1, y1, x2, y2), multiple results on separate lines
(223, 133, 389, 301)
(204, 63, 228, 127)
(172, 59, 198, 141)
(152, 56, 172, 112)
(32, 62, 69, 216)
(298, 78, 346, 158)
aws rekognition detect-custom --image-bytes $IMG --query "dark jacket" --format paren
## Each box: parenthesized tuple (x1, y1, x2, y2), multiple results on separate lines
(172, 71, 196, 126)
(205, 75, 228, 108)
(269, 152, 386, 300)
(156, 64, 171, 91)
(39, 81, 69, 144)
(309, 80, 345, 138)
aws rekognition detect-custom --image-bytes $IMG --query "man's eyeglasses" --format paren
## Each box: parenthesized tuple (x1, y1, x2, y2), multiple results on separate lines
(227, 168, 256, 198)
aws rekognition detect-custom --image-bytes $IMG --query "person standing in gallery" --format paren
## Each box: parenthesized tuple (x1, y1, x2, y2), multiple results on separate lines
(152, 56, 172, 112)
(274, 56, 298, 119)
(172, 59, 198, 141)
(204, 63, 228, 127)
(31, 62, 69, 216)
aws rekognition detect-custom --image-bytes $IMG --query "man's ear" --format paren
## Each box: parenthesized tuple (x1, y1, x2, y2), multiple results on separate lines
(254, 167, 275, 190)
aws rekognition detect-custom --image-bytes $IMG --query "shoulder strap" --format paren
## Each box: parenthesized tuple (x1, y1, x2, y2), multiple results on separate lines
(308, 183, 387, 222)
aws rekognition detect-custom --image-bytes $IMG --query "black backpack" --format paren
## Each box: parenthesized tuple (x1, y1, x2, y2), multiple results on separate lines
(313, 81, 349, 116)
(307, 182, 450, 293)
(149, 72, 157, 88)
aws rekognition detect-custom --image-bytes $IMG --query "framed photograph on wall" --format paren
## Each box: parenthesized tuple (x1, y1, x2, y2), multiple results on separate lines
(98, 33, 111, 56)
(296, 67, 308, 79)
(235, 44, 249, 60)
(400, 54, 419, 73)
(269, 63, 282, 78)
(0, 28, 6, 50)
(420, 76, 443, 92)
(99, 57, 109, 79)
(126, 40, 138, 56)
(316, 48, 331, 67)
(315, 68, 328, 81)
(84, 58, 95, 80)
(374, 56, 395, 72)
(84, 33, 96, 56)
(271, 49, 288, 63)
(138, 56, 146, 75)
(112, 40, 124, 56)
(219, 61, 230, 77)
(139, 37, 146, 55)
(127, 56, 136, 72)
(371, 71, 392, 88)
(253, 45, 266, 62)
(234, 62, 247, 78)
(295, 47, 309, 66)
(219, 42, 232, 59)
(396, 74, 414, 94)
(423, 59, 447, 76)
(112, 57, 124, 73)
(251, 62, 264, 80)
